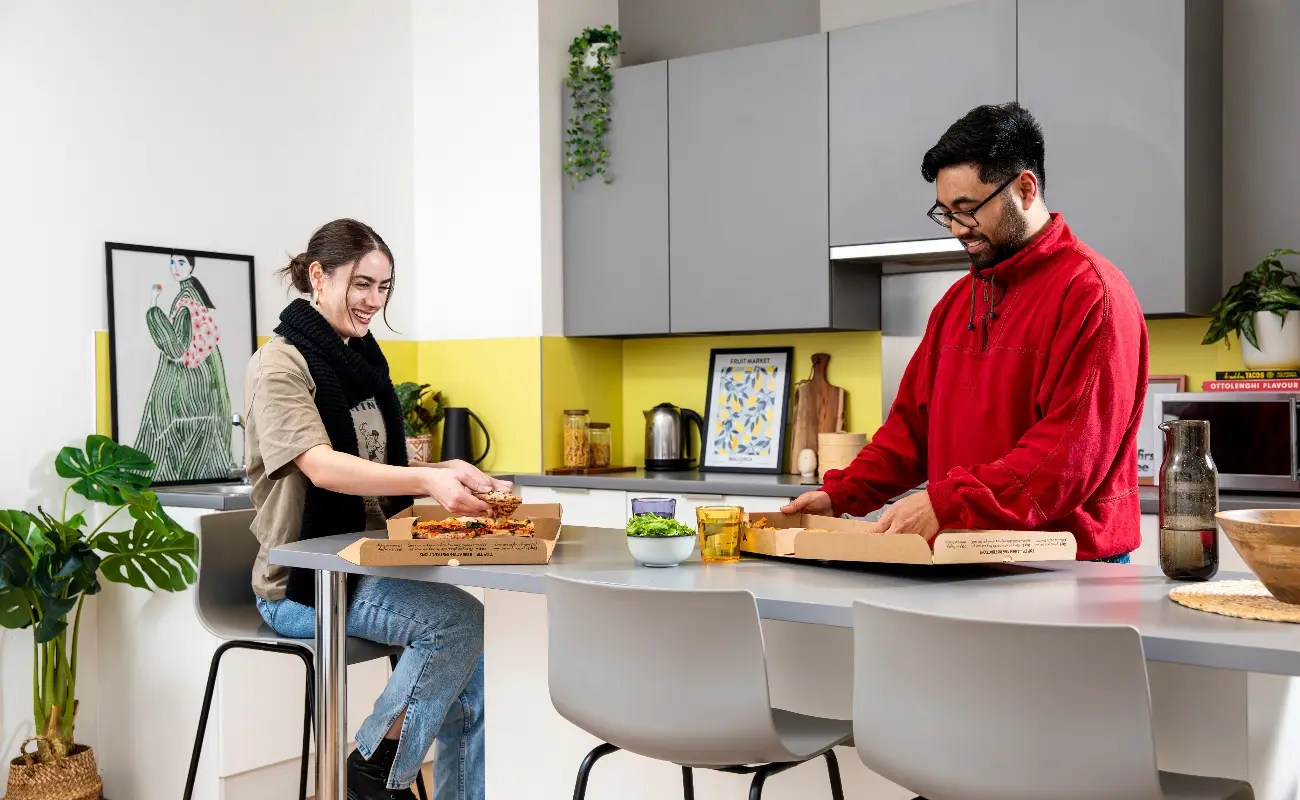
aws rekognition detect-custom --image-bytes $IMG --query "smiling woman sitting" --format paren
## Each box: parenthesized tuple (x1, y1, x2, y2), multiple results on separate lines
(242, 218, 505, 800)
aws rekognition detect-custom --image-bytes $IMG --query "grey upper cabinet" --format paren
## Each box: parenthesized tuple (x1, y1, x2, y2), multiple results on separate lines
(1018, 0, 1222, 316)
(563, 62, 670, 336)
(829, 0, 1016, 248)
(669, 34, 849, 333)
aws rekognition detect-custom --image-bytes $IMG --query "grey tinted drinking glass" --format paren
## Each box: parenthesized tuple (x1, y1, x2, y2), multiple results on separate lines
(631, 497, 676, 518)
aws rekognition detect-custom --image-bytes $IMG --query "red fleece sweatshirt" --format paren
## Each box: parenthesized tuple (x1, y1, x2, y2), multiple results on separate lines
(821, 214, 1148, 560)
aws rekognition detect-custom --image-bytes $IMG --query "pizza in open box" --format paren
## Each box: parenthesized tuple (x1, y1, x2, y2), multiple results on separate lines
(412, 516, 536, 539)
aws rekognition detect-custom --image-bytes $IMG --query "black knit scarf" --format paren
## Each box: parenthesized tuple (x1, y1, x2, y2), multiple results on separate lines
(274, 298, 412, 607)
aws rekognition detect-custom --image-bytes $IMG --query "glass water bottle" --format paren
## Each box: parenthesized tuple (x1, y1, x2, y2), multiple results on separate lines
(1157, 420, 1219, 581)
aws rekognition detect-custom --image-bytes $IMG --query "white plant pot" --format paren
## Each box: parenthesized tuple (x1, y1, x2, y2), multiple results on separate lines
(1242, 311, 1300, 370)
(582, 42, 619, 69)
(626, 534, 696, 568)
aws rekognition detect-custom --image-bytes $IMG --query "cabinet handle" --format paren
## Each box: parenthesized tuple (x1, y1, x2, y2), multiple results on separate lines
(682, 493, 725, 501)
(549, 488, 591, 495)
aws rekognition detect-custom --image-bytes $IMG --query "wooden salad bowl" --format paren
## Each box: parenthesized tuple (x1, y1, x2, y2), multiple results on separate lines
(1216, 509, 1300, 604)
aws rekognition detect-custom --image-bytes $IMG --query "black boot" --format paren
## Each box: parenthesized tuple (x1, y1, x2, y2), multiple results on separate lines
(346, 739, 417, 800)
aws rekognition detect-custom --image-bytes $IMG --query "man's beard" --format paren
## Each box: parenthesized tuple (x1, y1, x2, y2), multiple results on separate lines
(962, 206, 1030, 270)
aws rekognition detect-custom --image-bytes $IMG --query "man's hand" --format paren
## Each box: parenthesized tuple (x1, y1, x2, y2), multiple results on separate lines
(781, 490, 833, 516)
(877, 490, 941, 541)
(435, 459, 514, 494)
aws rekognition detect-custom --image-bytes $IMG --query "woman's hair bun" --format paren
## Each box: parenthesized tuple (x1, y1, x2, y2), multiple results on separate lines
(279, 252, 312, 294)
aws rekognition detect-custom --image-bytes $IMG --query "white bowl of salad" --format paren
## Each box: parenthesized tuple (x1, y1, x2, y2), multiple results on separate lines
(625, 514, 697, 567)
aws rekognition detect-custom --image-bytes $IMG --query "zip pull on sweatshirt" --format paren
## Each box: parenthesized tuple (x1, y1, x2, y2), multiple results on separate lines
(821, 213, 1149, 561)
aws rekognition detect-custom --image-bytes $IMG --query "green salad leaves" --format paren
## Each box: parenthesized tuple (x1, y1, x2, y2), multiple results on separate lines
(626, 513, 695, 538)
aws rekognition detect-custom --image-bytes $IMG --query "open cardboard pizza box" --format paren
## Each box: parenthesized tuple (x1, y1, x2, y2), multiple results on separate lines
(336, 503, 563, 567)
(741, 511, 1076, 565)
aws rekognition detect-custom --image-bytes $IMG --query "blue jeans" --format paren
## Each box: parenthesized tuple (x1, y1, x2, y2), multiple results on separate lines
(256, 576, 485, 797)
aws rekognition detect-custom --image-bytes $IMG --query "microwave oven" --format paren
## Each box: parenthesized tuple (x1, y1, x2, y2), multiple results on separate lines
(1152, 392, 1300, 492)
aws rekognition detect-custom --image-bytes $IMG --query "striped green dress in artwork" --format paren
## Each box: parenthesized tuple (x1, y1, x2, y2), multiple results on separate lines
(134, 277, 233, 482)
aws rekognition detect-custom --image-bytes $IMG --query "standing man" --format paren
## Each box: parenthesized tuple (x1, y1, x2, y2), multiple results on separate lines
(783, 102, 1148, 562)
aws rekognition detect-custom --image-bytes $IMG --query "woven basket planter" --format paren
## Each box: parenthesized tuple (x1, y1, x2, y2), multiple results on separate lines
(5, 743, 102, 800)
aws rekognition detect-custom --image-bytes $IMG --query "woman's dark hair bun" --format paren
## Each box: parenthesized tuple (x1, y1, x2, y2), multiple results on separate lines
(282, 252, 312, 294)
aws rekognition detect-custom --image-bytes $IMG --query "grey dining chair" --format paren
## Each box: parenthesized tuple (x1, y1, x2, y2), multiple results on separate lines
(182, 508, 429, 800)
(546, 575, 852, 800)
(851, 599, 1254, 800)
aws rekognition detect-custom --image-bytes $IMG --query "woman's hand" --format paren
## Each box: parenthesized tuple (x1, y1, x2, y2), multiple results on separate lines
(435, 459, 514, 494)
(419, 468, 492, 515)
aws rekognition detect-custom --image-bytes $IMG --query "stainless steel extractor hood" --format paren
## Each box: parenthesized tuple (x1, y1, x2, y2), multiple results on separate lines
(830, 237, 965, 269)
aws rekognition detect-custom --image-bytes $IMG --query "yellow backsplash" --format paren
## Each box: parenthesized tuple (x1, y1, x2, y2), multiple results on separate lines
(1146, 318, 1246, 387)
(541, 337, 625, 470)
(413, 338, 542, 474)
(619, 332, 884, 467)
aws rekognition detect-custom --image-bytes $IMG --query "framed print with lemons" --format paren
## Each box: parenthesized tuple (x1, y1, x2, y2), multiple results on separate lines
(700, 347, 794, 474)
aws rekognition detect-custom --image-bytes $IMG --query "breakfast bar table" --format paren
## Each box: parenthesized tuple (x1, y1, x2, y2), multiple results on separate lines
(270, 526, 1300, 800)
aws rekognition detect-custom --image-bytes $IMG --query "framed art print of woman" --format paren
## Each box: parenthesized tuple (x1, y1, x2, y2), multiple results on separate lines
(106, 243, 256, 485)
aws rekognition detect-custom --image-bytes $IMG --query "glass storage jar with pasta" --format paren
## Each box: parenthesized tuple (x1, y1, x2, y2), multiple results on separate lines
(563, 409, 590, 468)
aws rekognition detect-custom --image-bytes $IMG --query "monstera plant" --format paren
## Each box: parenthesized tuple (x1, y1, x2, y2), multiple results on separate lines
(0, 435, 197, 775)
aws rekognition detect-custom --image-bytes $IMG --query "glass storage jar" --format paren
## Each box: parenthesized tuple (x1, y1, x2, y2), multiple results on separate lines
(563, 409, 590, 468)
(587, 422, 612, 468)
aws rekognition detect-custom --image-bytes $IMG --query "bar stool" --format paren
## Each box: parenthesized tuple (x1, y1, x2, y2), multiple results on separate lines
(182, 509, 429, 800)
(546, 575, 852, 799)
(850, 599, 1254, 800)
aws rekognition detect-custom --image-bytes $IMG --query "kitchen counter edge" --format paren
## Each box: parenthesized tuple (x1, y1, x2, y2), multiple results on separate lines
(503, 472, 1300, 515)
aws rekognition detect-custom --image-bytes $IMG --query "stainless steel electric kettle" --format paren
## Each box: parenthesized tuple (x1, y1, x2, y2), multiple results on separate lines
(643, 403, 704, 471)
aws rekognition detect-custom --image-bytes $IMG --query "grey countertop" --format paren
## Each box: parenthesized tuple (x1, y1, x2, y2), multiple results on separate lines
(271, 524, 1300, 677)
(505, 469, 824, 498)
(154, 469, 1300, 517)
(154, 482, 253, 510)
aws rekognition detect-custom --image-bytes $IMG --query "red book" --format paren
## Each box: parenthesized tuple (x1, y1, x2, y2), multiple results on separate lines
(1201, 379, 1300, 391)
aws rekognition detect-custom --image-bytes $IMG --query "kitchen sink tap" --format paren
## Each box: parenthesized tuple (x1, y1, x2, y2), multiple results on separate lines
(231, 413, 248, 484)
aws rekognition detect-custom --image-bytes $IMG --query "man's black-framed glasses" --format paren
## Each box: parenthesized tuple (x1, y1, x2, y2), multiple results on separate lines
(926, 173, 1019, 229)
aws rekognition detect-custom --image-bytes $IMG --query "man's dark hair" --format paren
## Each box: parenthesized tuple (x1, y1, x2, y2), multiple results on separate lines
(920, 102, 1046, 194)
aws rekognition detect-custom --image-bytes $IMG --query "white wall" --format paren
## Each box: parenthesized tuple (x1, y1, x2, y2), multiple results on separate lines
(411, 0, 545, 341)
(410, 0, 616, 341)
(0, 0, 414, 793)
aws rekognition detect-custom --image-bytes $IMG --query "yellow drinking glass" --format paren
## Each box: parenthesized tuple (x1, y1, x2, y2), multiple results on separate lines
(696, 506, 743, 563)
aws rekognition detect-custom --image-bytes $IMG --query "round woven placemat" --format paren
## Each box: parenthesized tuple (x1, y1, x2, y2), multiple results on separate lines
(1169, 579, 1300, 623)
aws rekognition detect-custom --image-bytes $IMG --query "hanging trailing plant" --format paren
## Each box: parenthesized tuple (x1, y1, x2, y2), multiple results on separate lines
(565, 25, 622, 185)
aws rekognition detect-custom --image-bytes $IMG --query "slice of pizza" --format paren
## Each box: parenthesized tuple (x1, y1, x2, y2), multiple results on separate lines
(473, 491, 523, 519)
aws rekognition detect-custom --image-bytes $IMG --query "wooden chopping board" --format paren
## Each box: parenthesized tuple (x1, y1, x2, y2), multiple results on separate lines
(789, 353, 846, 473)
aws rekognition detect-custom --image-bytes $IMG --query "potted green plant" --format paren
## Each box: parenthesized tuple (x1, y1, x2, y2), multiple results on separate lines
(0, 435, 197, 798)
(396, 382, 445, 462)
(625, 513, 696, 567)
(564, 25, 622, 186)
(1203, 249, 1300, 368)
